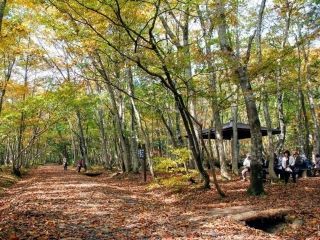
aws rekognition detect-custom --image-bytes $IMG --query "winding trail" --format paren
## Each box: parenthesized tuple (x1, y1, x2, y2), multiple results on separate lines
(0, 165, 280, 239)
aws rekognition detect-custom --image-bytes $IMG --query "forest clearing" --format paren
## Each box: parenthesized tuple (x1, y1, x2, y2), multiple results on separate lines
(0, 0, 320, 239)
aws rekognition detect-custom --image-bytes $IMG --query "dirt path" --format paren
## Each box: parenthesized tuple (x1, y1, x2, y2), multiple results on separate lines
(0, 166, 283, 239)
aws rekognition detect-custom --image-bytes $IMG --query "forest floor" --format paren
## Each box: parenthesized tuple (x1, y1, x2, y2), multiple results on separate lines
(0, 165, 320, 240)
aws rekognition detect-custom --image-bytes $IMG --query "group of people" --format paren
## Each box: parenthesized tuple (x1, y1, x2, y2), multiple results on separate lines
(279, 150, 297, 183)
(62, 157, 87, 173)
(241, 150, 320, 183)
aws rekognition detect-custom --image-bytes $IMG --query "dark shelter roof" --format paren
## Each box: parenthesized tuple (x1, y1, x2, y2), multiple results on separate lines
(201, 121, 281, 140)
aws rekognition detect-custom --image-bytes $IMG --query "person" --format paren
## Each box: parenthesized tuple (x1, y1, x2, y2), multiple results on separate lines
(242, 153, 251, 181)
(274, 153, 282, 178)
(63, 156, 68, 171)
(77, 159, 87, 173)
(77, 159, 83, 173)
(293, 151, 303, 177)
(313, 154, 320, 176)
(282, 150, 296, 183)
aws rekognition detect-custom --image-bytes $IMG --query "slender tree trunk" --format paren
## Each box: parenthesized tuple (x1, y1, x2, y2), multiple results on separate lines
(128, 66, 139, 173)
(97, 107, 110, 167)
(231, 101, 239, 175)
(68, 119, 77, 164)
(231, 1, 240, 176)
(297, 46, 310, 158)
(76, 110, 89, 168)
(276, 78, 285, 154)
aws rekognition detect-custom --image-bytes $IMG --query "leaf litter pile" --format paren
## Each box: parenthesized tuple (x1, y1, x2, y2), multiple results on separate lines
(0, 166, 320, 239)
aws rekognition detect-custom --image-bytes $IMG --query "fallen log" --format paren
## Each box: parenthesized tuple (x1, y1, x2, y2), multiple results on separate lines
(230, 208, 292, 222)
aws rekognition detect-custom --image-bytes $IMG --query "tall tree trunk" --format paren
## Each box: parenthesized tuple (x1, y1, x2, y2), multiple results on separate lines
(238, 68, 264, 195)
(231, 1, 240, 176)
(217, 0, 265, 195)
(128, 66, 140, 173)
(276, 1, 292, 154)
(276, 79, 285, 154)
(297, 45, 310, 158)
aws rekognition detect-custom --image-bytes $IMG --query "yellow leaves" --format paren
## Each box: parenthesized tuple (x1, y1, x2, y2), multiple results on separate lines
(9, 0, 36, 8)
(6, 81, 29, 99)
(114, 0, 154, 29)
(82, 39, 98, 54)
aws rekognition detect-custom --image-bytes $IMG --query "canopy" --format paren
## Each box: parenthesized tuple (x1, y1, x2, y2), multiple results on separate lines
(201, 121, 281, 140)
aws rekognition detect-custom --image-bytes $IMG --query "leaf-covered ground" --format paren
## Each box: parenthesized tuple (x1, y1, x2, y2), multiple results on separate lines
(0, 166, 320, 239)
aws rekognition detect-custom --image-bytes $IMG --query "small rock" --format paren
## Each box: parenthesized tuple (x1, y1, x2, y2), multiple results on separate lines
(291, 219, 304, 229)
(285, 214, 296, 222)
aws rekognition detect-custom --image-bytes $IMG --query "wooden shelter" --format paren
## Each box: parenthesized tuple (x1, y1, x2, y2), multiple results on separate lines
(201, 121, 281, 140)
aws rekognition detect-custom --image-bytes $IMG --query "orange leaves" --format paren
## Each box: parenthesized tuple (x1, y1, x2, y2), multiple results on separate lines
(8, 233, 19, 240)
(1, 165, 320, 239)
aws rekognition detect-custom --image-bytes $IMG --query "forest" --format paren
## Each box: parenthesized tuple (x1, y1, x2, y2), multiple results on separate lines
(0, 0, 320, 239)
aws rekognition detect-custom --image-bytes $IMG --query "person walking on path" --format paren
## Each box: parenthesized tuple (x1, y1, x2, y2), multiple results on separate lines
(63, 156, 68, 171)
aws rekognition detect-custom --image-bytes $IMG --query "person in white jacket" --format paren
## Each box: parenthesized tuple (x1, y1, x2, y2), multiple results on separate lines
(242, 153, 251, 181)
(282, 150, 296, 183)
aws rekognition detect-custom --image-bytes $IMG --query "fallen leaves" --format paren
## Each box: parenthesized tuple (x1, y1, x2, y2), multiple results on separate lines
(0, 165, 319, 239)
